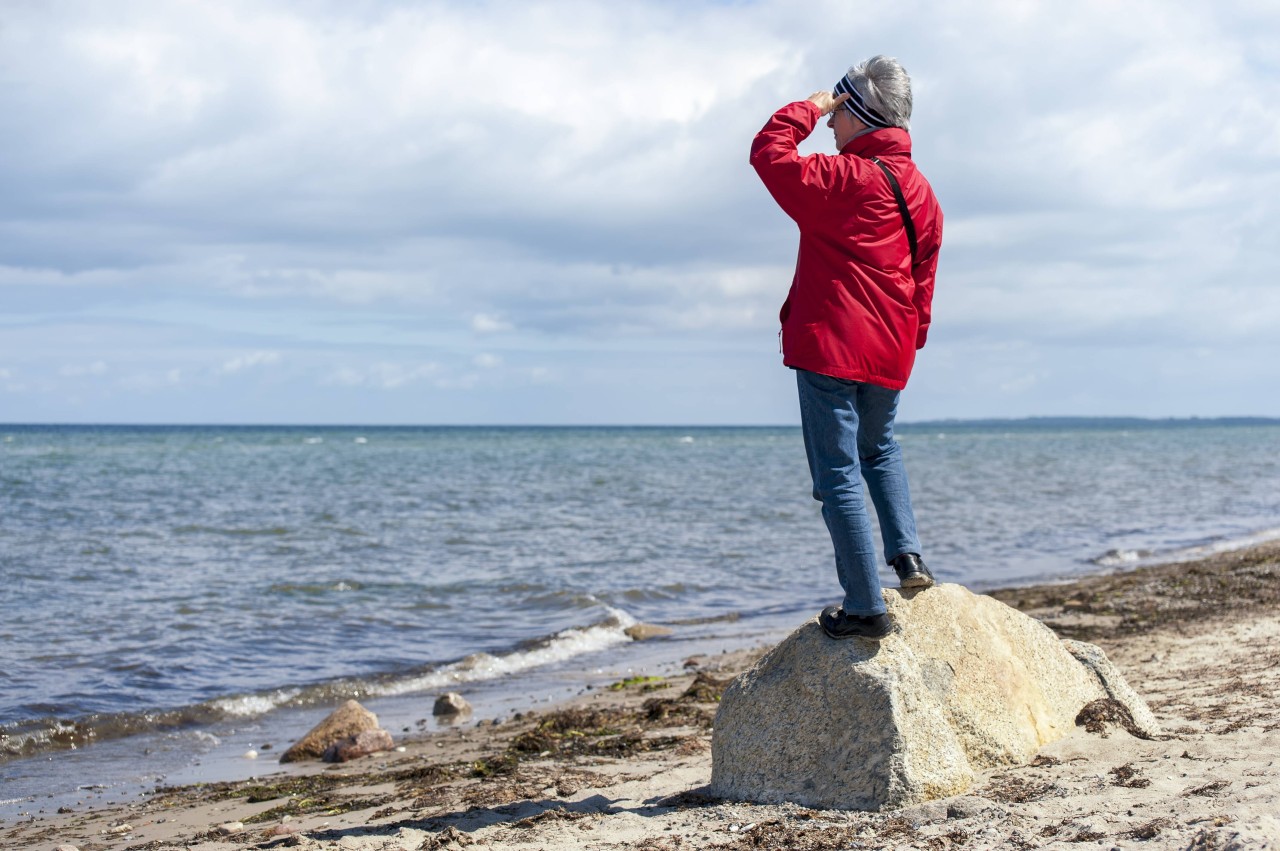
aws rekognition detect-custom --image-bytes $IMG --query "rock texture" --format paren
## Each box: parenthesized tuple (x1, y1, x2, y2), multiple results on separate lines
(710, 583, 1159, 811)
(323, 728, 395, 762)
(279, 699, 382, 763)
(433, 692, 472, 717)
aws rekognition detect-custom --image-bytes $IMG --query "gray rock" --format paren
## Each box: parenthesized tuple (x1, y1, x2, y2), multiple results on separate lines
(944, 795, 1007, 821)
(323, 728, 395, 762)
(280, 699, 380, 763)
(55, 845, 80, 851)
(433, 692, 472, 717)
(900, 798, 950, 826)
(710, 583, 1157, 810)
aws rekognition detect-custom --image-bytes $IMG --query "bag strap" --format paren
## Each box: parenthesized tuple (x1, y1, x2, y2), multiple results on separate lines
(869, 156, 918, 266)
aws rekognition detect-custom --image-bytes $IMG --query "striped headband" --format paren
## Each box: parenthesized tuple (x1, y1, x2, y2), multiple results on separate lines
(833, 73, 892, 129)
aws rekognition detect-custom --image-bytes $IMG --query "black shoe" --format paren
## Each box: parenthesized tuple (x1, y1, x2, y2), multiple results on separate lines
(892, 553, 934, 589)
(819, 605, 893, 640)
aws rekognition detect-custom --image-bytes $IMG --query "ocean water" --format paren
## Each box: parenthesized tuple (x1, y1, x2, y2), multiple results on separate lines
(2, 421, 1279, 814)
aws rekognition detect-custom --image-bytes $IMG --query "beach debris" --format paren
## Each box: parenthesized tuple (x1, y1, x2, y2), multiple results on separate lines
(54, 845, 80, 851)
(102, 823, 132, 835)
(420, 825, 474, 849)
(266, 823, 301, 836)
(1185, 815, 1280, 850)
(323, 728, 395, 762)
(710, 583, 1160, 810)
(1062, 639, 1163, 737)
(279, 699, 382, 763)
(216, 821, 244, 835)
(1109, 763, 1151, 788)
(433, 692, 472, 717)
(1074, 698, 1148, 738)
(608, 675, 665, 691)
(624, 623, 673, 640)
(242, 748, 258, 759)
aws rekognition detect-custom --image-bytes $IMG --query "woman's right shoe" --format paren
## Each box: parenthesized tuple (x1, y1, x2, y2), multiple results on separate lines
(892, 553, 935, 589)
(819, 606, 893, 640)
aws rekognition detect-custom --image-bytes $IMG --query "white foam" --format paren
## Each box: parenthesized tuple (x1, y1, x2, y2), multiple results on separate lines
(372, 606, 639, 698)
(209, 689, 300, 717)
(1092, 548, 1146, 567)
(1092, 526, 1280, 569)
(303, 437, 324, 444)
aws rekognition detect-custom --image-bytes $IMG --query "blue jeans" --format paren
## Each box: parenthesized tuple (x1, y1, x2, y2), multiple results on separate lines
(796, 369, 922, 616)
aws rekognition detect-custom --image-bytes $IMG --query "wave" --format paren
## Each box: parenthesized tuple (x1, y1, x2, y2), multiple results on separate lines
(1089, 526, 1280, 568)
(0, 606, 638, 762)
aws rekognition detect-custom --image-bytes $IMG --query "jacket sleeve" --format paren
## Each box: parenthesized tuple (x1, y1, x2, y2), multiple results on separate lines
(910, 213, 942, 349)
(749, 101, 838, 229)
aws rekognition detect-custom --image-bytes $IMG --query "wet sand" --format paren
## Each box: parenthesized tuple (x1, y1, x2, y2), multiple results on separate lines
(5, 541, 1280, 850)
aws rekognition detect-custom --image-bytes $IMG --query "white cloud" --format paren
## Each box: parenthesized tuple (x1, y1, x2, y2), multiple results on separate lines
(323, 361, 441, 389)
(59, 361, 108, 377)
(1, 0, 1278, 420)
(473, 353, 502, 369)
(119, 368, 182, 392)
(471, 313, 513, 334)
(218, 350, 281, 374)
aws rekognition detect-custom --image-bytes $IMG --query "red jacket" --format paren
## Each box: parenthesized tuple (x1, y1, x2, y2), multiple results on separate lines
(750, 101, 943, 390)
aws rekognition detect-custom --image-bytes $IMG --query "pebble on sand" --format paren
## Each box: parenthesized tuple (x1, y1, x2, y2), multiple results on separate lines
(216, 821, 244, 836)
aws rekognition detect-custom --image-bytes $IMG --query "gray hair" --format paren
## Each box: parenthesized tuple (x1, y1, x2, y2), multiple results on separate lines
(846, 55, 912, 131)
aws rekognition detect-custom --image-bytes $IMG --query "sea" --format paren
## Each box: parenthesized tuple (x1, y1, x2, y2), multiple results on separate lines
(2, 420, 1279, 817)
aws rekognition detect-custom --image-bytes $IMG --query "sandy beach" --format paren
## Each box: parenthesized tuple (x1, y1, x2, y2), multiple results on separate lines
(5, 541, 1279, 851)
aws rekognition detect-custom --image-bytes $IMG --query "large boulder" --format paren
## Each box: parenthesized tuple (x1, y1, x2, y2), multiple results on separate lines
(280, 699, 382, 763)
(710, 583, 1159, 811)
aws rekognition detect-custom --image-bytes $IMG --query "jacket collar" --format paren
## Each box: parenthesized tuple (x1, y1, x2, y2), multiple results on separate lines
(840, 127, 912, 159)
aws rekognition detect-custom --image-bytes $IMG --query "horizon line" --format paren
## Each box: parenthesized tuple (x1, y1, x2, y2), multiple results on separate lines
(4, 415, 1280, 429)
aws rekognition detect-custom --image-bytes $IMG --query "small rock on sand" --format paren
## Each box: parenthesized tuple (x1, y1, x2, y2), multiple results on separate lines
(55, 845, 80, 851)
(216, 821, 244, 836)
(433, 692, 472, 717)
(280, 699, 380, 763)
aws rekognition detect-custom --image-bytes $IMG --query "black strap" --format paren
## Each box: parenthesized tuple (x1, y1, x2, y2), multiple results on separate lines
(869, 156, 918, 266)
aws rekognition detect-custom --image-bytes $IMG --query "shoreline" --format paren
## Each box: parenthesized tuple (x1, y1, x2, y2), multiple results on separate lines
(5, 541, 1280, 850)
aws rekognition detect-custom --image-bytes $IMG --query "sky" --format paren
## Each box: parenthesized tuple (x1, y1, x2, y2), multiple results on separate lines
(2, 0, 1278, 425)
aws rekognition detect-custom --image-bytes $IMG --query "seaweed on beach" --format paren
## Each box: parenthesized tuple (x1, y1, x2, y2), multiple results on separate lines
(981, 773, 1064, 803)
(506, 702, 706, 761)
(1127, 817, 1174, 840)
(989, 541, 1280, 640)
(153, 771, 360, 807)
(681, 671, 731, 702)
(1075, 698, 1150, 738)
(513, 805, 586, 828)
(1109, 763, 1152, 788)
